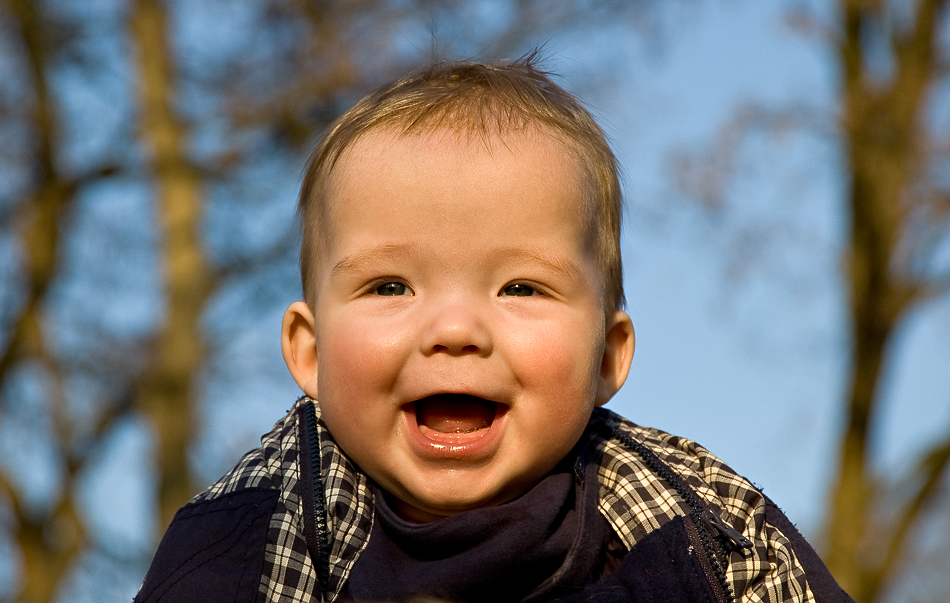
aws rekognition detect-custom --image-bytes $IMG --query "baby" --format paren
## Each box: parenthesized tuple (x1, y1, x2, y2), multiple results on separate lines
(136, 58, 852, 603)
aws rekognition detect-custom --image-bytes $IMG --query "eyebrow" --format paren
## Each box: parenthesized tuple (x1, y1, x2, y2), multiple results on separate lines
(331, 244, 416, 276)
(330, 243, 584, 281)
(492, 247, 584, 281)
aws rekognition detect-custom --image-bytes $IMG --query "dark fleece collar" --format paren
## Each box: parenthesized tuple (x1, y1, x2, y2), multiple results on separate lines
(345, 438, 612, 602)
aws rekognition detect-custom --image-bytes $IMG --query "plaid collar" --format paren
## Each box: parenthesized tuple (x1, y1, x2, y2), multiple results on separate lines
(198, 396, 813, 603)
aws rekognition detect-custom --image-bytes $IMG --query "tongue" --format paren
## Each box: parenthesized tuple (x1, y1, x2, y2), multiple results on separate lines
(416, 395, 496, 433)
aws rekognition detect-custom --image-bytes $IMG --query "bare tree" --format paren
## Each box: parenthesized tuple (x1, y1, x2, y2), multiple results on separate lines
(0, 1, 125, 601)
(678, 2, 950, 601)
(825, 1, 950, 601)
(128, 0, 209, 531)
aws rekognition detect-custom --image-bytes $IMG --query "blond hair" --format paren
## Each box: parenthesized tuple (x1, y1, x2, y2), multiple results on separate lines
(297, 55, 625, 312)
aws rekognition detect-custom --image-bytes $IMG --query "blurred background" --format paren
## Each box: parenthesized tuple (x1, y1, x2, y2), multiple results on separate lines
(1, 0, 949, 601)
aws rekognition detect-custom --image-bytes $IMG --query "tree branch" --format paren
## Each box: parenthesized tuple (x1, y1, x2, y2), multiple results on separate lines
(871, 423, 950, 597)
(673, 102, 832, 210)
(923, 271, 950, 300)
(0, 164, 120, 389)
(210, 224, 298, 288)
(67, 388, 138, 470)
(888, 0, 948, 125)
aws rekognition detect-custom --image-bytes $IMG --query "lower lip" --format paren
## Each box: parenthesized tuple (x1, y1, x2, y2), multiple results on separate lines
(402, 404, 507, 460)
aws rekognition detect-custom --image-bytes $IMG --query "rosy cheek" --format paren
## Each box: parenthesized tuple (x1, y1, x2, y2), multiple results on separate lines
(510, 325, 581, 383)
(322, 336, 376, 397)
(317, 333, 384, 454)
(318, 316, 406, 403)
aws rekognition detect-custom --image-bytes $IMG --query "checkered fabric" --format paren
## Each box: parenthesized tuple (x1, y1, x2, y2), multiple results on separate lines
(194, 398, 816, 603)
(591, 410, 813, 603)
(193, 403, 321, 601)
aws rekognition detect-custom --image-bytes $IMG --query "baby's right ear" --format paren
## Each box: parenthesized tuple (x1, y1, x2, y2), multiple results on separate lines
(281, 301, 320, 398)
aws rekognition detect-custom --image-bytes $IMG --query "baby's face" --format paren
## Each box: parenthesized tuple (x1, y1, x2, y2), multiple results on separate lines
(283, 127, 633, 521)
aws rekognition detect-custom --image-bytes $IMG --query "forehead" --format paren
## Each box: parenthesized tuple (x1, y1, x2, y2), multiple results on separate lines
(323, 125, 588, 226)
(315, 126, 598, 286)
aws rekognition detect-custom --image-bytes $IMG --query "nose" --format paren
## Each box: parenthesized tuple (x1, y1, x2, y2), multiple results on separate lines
(420, 298, 493, 357)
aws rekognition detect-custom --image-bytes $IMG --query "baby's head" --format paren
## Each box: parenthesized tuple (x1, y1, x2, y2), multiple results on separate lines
(281, 56, 635, 522)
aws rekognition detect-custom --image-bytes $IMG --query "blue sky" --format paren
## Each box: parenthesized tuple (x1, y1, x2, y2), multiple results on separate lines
(12, 2, 949, 600)
(182, 0, 950, 543)
(572, 1, 950, 540)
(127, 0, 950, 546)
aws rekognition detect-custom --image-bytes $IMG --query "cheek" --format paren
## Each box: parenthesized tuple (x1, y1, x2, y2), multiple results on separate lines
(506, 327, 602, 460)
(316, 317, 402, 405)
(509, 320, 602, 394)
(512, 334, 600, 468)
(315, 321, 405, 460)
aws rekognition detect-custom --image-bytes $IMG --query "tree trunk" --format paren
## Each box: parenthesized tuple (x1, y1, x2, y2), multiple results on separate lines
(824, 1, 948, 601)
(129, 0, 209, 532)
(1, 1, 86, 601)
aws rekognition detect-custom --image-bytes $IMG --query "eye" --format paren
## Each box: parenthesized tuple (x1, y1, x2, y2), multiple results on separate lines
(376, 281, 412, 296)
(500, 283, 536, 297)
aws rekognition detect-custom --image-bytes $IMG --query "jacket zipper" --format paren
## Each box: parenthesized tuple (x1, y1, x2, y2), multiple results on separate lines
(607, 426, 752, 603)
(302, 398, 332, 599)
(684, 513, 730, 603)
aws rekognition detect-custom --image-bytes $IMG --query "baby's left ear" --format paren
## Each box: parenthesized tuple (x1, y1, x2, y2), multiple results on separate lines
(595, 311, 635, 407)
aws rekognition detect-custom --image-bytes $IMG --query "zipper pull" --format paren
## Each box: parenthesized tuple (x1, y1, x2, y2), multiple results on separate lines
(702, 508, 753, 551)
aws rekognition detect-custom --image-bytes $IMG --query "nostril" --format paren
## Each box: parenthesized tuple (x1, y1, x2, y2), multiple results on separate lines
(428, 341, 487, 356)
(430, 343, 480, 354)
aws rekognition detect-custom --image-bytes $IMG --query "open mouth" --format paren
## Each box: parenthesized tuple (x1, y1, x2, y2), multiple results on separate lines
(414, 394, 500, 434)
